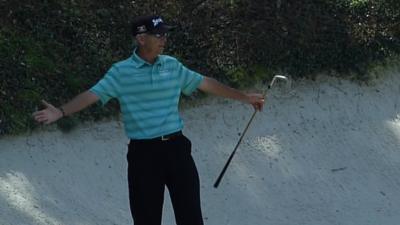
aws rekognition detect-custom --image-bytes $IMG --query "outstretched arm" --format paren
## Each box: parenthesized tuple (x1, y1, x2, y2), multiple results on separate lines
(198, 77, 265, 111)
(33, 90, 99, 124)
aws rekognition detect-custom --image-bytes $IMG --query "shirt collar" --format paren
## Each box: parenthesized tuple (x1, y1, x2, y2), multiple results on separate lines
(131, 48, 163, 68)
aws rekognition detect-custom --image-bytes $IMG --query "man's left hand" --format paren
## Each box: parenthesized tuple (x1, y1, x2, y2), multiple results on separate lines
(246, 94, 265, 111)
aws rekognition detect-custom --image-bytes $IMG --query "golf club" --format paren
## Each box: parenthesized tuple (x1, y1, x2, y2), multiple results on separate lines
(213, 75, 289, 188)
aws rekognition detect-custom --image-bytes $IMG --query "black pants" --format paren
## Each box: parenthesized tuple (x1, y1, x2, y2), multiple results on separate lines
(127, 134, 204, 225)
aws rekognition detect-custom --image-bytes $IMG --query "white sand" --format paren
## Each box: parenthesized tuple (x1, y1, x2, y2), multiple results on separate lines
(0, 68, 399, 225)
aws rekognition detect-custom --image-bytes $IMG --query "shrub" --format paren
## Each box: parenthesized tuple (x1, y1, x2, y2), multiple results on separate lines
(0, 0, 398, 135)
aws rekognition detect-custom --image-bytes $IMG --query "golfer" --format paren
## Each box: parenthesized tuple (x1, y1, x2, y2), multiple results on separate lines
(33, 15, 265, 225)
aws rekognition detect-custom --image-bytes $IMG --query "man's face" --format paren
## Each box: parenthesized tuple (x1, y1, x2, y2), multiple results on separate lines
(140, 33, 168, 56)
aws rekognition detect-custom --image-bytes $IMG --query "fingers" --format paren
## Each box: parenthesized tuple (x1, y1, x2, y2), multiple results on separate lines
(33, 112, 56, 124)
(32, 110, 42, 119)
(250, 95, 265, 111)
(41, 100, 52, 108)
(259, 98, 265, 110)
(253, 102, 263, 111)
(35, 116, 48, 123)
(247, 93, 265, 111)
(32, 100, 56, 124)
(32, 106, 51, 124)
(32, 111, 48, 122)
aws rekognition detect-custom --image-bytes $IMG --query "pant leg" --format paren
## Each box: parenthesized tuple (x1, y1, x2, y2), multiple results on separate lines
(166, 135, 204, 225)
(127, 141, 166, 225)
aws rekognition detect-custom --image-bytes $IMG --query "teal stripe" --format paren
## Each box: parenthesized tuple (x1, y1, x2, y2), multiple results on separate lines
(122, 74, 179, 86)
(119, 73, 150, 81)
(123, 108, 178, 122)
(102, 77, 119, 95)
(90, 51, 203, 139)
(117, 63, 135, 71)
(122, 112, 179, 125)
(121, 81, 180, 95)
(120, 93, 180, 105)
(96, 82, 114, 97)
(125, 118, 182, 135)
(182, 71, 190, 85)
(104, 75, 119, 87)
(144, 119, 183, 132)
(121, 100, 178, 115)
(124, 116, 180, 131)
(124, 89, 178, 101)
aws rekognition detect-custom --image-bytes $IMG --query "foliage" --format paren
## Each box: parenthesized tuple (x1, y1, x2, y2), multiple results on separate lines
(0, 0, 399, 135)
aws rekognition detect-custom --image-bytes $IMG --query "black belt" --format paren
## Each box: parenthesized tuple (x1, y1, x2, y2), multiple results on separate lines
(131, 131, 182, 142)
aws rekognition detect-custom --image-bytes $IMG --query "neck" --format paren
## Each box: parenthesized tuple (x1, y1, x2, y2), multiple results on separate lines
(137, 47, 157, 64)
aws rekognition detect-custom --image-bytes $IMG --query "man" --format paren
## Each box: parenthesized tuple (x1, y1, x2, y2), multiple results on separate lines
(33, 15, 265, 225)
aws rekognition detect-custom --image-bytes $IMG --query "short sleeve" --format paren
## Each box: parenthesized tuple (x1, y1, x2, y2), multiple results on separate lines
(89, 66, 120, 105)
(177, 62, 204, 96)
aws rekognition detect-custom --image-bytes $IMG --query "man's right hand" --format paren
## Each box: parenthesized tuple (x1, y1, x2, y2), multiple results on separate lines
(32, 100, 63, 124)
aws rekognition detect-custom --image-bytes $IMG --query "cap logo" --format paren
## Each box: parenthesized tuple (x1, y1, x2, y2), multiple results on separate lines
(137, 25, 147, 33)
(152, 18, 163, 27)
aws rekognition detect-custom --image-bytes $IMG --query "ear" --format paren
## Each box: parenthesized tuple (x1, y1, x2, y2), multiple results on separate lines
(136, 35, 146, 46)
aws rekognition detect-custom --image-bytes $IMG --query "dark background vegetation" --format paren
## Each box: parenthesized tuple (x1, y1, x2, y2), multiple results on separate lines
(0, 0, 399, 135)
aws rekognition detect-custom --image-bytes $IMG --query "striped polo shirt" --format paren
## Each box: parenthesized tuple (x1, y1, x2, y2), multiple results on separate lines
(89, 49, 204, 139)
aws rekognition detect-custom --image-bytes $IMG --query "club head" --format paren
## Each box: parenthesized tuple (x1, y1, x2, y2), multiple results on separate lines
(270, 75, 288, 87)
(268, 74, 294, 98)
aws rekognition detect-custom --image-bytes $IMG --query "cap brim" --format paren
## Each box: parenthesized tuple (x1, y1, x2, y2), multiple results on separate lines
(149, 25, 175, 34)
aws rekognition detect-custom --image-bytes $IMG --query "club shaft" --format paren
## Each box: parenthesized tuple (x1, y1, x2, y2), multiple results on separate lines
(213, 75, 288, 188)
(213, 110, 258, 188)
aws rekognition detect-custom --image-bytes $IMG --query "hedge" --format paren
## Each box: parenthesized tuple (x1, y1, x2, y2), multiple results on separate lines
(0, 0, 399, 135)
